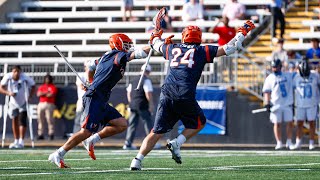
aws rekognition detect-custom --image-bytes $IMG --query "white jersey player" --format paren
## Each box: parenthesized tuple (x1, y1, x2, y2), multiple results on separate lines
(292, 60, 320, 150)
(262, 59, 294, 150)
(0, 65, 35, 148)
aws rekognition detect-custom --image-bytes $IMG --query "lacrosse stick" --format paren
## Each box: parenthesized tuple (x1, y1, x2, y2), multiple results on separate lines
(252, 104, 281, 114)
(54, 45, 87, 87)
(24, 81, 34, 148)
(135, 7, 167, 90)
(1, 95, 9, 148)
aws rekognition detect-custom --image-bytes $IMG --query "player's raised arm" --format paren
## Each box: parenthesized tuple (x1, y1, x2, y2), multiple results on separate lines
(128, 45, 151, 61)
(216, 20, 255, 57)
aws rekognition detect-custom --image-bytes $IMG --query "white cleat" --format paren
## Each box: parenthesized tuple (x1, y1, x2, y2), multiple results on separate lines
(9, 142, 23, 149)
(292, 143, 302, 150)
(309, 144, 316, 150)
(166, 139, 182, 164)
(82, 138, 96, 160)
(275, 143, 283, 150)
(130, 158, 142, 171)
(48, 152, 69, 168)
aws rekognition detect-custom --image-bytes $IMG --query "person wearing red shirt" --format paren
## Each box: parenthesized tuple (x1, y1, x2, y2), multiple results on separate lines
(209, 17, 236, 46)
(37, 74, 57, 140)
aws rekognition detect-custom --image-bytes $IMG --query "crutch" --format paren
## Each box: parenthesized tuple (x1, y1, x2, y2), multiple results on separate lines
(1, 95, 9, 148)
(24, 81, 35, 148)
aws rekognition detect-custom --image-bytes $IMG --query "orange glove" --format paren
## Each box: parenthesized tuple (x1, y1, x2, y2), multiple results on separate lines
(164, 35, 174, 44)
(237, 20, 255, 36)
(150, 29, 163, 44)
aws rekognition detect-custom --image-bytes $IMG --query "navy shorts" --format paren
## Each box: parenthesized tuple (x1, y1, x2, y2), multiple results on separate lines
(81, 95, 122, 133)
(153, 94, 206, 134)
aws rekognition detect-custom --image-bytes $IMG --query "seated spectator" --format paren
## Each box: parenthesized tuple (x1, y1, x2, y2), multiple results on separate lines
(182, 0, 204, 22)
(287, 50, 302, 60)
(271, 38, 288, 70)
(306, 38, 320, 59)
(208, 17, 236, 46)
(222, 0, 246, 21)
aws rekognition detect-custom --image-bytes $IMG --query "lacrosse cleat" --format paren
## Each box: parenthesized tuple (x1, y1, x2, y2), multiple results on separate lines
(166, 139, 182, 164)
(130, 158, 142, 171)
(82, 138, 96, 160)
(48, 152, 69, 168)
(309, 144, 316, 150)
(9, 142, 23, 149)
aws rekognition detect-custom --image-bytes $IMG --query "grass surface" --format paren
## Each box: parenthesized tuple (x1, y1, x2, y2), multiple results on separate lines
(1, 148, 320, 179)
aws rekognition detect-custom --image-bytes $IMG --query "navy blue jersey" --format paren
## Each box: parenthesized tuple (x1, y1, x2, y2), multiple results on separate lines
(161, 43, 218, 100)
(86, 50, 131, 101)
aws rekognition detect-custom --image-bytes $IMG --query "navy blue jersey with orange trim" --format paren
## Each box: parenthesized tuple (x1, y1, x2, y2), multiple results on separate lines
(87, 50, 131, 100)
(161, 43, 218, 100)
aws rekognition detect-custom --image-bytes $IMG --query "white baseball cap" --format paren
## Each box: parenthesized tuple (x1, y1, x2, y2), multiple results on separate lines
(141, 64, 152, 72)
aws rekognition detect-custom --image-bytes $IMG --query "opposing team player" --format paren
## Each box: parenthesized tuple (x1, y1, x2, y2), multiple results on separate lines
(130, 21, 255, 170)
(262, 59, 294, 150)
(292, 60, 320, 150)
(48, 33, 152, 168)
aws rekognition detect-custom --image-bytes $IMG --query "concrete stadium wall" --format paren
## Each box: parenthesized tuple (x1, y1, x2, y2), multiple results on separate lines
(0, 0, 25, 23)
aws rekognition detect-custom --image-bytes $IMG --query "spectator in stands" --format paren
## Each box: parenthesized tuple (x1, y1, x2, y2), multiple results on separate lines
(222, 0, 246, 21)
(73, 61, 88, 134)
(306, 38, 320, 59)
(0, 65, 36, 148)
(287, 50, 302, 60)
(37, 74, 57, 140)
(123, 64, 160, 150)
(262, 59, 294, 150)
(208, 17, 236, 46)
(271, 0, 286, 44)
(287, 61, 297, 75)
(182, 0, 204, 22)
(271, 38, 288, 71)
(122, 0, 134, 21)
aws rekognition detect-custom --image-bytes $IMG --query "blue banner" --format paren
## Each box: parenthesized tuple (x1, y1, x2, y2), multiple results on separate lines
(178, 86, 226, 135)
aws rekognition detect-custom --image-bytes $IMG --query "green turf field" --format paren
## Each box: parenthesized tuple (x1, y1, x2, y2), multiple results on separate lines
(1, 149, 320, 179)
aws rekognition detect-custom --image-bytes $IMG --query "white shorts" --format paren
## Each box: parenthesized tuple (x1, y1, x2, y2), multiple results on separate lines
(295, 106, 318, 121)
(270, 106, 293, 124)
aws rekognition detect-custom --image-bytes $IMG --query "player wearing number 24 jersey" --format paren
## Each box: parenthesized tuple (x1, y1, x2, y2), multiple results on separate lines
(131, 21, 255, 170)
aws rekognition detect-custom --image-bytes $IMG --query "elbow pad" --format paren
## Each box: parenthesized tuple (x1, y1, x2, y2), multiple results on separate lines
(134, 48, 148, 59)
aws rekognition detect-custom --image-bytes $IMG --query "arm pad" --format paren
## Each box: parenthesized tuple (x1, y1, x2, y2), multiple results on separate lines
(151, 37, 165, 54)
(134, 48, 148, 59)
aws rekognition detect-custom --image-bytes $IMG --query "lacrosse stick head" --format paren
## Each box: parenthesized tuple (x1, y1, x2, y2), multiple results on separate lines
(152, 7, 168, 31)
(109, 33, 134, 52)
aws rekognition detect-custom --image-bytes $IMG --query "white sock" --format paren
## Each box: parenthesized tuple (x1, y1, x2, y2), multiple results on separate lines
(136, 153, 144, 161)
(309, 140, 314, 145)
(90, 133, 101, 144)
(296, 139, 302, 145)
(57, 147, 67, 157)
(176, 134, 186, 147)
(277, 141, 282, 145)
(18, 138, 24, 145)
(286, 139, 292, 145)
(14, 139, 18, 144)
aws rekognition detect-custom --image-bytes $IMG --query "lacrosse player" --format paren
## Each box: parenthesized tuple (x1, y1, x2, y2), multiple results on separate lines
(292, 60, 320, 150)
(262, 59, 294, 150)
(130, 20, 255, 170)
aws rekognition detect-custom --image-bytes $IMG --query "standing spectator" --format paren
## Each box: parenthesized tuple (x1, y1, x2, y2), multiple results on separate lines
(0, 65, 35, 148)
(37, 74, 57, 140)
(306, 38, 320, 59)
(271, 39, 288, 70)
(121, 0, 133, 21)
(72, 61, 89, 134)
(208, 17, 236, 46)
(222, 0, 246, 21)
(292, 60, 320, 150)
(262, 59, 294, 150)
(271, 0, 285, 43)
(123, 64, 157, 150)
(182, 0, 204, 22)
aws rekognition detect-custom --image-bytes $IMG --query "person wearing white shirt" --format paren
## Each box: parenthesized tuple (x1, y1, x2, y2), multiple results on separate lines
(182, 0, 204, 22)
(262, 59, 294, 150)
(0, 65, 35, 148)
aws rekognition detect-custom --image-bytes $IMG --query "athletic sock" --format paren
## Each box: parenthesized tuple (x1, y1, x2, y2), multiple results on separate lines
(136, 153, 144, 161)
(176, 134, 186, 147)
(296, 138, 302, 146)
(14, 139, 18, 144)
(286, 139, 292, 145)
(18, 138, 24, 146)
(90, 133, 101, 144)
(309, 140, 314, 145)
(57, 147, 67, 157)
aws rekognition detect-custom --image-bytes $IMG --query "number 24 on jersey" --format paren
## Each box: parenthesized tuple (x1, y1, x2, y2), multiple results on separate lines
(170, 48, 195, 68)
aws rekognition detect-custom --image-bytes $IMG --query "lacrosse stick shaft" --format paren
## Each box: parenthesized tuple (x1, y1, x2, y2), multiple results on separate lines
(1, 95, 9, 148)
(251, 108, 267, 114)
(24, 81, 34, 148)
(135, 48, 153, 90)
(53, 45, 87, 86)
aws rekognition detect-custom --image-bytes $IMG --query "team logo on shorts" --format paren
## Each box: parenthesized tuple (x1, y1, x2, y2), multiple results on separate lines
(90, 123, 98, 129)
